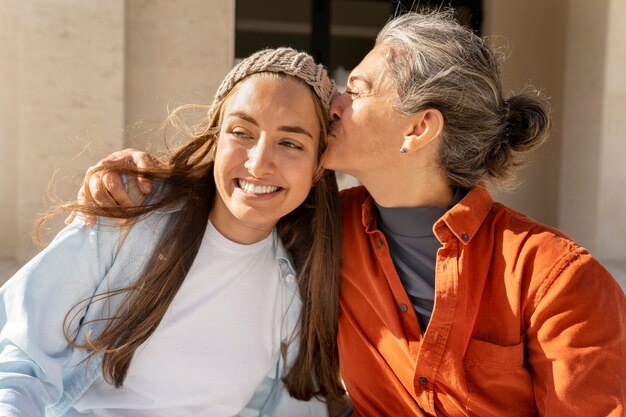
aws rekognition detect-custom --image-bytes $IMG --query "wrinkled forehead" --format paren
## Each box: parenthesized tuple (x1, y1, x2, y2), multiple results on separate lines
(350, 44, 397, 90)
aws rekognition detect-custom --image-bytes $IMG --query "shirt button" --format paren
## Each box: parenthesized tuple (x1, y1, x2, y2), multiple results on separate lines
(418, 377, 428, 385)
(285, 274, 296, 283)
(376, 240, 383, 248)
(400, 304, 408, 312)
(461, 233, 469, 242)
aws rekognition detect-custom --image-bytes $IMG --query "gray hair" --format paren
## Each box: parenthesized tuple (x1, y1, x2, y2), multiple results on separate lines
(377, 10, 550, 190)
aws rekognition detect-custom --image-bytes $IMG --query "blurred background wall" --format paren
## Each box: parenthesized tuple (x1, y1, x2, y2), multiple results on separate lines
(1, 0, 624, 288)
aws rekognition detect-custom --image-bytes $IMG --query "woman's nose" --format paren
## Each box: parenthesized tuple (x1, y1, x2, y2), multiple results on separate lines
(244, 139, 275, 177)
(328, 92, 346, 121)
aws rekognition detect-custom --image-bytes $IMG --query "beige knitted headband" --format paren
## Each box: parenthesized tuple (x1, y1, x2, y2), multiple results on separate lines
(210, 47, 337, 118)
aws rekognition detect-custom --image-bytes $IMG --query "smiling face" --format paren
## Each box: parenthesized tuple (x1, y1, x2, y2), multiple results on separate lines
(210, 74, 322, 244)
(324, 45, 409, 177)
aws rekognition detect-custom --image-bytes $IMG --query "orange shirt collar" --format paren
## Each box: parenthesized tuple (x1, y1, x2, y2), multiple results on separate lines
(359, 185, 494, 244)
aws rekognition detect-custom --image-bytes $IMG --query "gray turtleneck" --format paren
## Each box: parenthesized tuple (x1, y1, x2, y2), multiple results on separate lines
(375, 188, 465, 333)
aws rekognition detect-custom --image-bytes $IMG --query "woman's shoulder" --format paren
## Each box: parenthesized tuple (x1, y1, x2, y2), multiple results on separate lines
(58, 203, 178, 267)
(481, 203, 619, 310)
(486, 202, 612, 286)
(490, 202, 575, 245)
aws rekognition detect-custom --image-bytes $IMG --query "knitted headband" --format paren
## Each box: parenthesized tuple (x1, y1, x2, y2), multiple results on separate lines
(210, 47, 337, 118)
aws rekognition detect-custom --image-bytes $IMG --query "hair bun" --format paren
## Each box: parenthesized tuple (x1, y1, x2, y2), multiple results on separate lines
(503, 92, 551, 152)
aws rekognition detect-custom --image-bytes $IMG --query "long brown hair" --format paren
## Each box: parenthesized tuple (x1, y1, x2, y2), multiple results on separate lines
(39, 73, 344, 404)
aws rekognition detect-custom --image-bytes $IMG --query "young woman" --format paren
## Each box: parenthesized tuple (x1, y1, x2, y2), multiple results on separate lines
(0, 48, 348, 416)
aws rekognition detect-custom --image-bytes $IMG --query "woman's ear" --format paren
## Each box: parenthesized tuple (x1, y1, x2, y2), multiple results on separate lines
(399, 108, 444, 154)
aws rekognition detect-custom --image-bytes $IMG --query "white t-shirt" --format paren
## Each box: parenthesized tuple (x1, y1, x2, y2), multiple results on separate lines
(71, 220, 284, 417)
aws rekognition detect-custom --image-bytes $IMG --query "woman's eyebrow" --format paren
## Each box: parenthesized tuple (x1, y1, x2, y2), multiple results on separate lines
(228, 111, 313, 139)
(228, 111, 258, 125)
(278, 125, 313, 139)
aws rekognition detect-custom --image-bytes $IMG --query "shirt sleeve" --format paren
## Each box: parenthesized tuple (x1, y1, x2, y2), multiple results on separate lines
(0, 217, 119, 416)
(525, 247, 626, 417)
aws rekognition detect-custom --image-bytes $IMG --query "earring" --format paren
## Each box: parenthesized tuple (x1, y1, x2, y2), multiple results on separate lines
(400, 146, 408, 153)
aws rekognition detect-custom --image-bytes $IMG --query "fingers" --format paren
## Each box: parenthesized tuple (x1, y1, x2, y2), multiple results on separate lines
(69, 184, 97, 227)
(101, 171, 135, 208)
(137, 176, 153, 194)
(81, 168, 129, 226)
(133, 151, 164, 195)
(99, 148, 141, 165)
(98, 148, 159, 196)
(85, 148, 147, 207)
(72, 148, 163, 227)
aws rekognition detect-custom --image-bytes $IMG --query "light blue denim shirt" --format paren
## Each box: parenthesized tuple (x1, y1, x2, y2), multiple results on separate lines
(0, 207, 325, 416)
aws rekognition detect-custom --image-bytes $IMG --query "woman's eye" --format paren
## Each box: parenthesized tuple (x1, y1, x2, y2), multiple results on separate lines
(345, 88, 358, 97)
(231, 130, 252, 139)
(281, 140, 303, 150)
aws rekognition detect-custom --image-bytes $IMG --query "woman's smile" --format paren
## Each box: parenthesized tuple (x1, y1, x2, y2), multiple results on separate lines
(235, 179, 281, 197)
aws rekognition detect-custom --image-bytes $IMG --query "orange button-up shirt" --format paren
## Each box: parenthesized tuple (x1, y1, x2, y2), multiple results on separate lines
(338, 186, 626, 417)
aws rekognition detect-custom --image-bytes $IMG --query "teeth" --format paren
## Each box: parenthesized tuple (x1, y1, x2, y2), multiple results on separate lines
(238, 180, 279, 194)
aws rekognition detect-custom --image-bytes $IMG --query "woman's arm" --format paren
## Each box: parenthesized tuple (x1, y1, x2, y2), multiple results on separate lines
(526, 247, 626, 416)
(0, 217, 120, 415)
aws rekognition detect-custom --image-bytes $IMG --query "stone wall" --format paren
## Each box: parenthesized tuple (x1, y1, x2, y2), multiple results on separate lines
(0, 0, 235, 262)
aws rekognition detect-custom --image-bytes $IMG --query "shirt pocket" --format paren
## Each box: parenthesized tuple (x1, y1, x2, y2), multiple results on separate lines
(465, 337, 524, 368)
(463, 338, 536, 417)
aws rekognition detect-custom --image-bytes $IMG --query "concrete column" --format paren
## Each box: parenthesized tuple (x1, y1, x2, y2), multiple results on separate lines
(0, 1, 19, 259)
(124, 0, 235, 151)
(9, 0, 126, 261)
(596, 0, 626, 277)
(558, 0, 609, 255)
(1, 0, 236, 265)
(482, 0, 567, 227)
